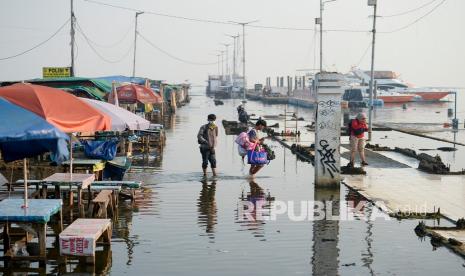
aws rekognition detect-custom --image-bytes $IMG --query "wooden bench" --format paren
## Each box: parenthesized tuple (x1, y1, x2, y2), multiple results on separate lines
(91, 190, 114, 219)
(59, 218, 111, 264)
(92, 181, 142, 201)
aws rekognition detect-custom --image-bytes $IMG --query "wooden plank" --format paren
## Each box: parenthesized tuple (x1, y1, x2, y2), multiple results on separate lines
(92, 180, 141, 189)
(92, 190, 113, 203)
(43, 173, 95, 189)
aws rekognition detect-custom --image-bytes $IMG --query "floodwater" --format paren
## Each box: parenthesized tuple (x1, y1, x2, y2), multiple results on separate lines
(11, 91, 464, 275)
(105, 92, 465, 275)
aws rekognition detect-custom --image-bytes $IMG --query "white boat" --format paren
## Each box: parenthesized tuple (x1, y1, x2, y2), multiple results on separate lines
(350, 68, 451, 101)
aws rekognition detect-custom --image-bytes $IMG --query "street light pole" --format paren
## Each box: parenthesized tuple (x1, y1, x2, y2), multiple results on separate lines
(368, 0, 377, 141)
(222, 43, 231, 77)
(315, 0, 336, 73)
(217, 54, 221, 76)
(319, 0, 323, 73)
(132, 11, 144, 78)
(220, 50, 225, 77)
(229, 20, 258, 99)
(70, 0, 75, 76)
(226, 34, 239, 77)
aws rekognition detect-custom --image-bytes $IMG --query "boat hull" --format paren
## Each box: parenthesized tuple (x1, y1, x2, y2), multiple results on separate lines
(377, 95, 415, 103)
(411, 91, 450, 101)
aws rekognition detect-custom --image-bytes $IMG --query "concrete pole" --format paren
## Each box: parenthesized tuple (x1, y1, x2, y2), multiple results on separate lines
(314, 72, 343, 187)
(368, 1, 377, 141)
(312, 188, 340, 275)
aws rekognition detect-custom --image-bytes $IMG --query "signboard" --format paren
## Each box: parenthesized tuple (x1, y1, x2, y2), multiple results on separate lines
(42, 67, 71, 78)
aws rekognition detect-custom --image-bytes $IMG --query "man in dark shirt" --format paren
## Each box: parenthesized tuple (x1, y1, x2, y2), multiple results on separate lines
(198, 114, 219, 176)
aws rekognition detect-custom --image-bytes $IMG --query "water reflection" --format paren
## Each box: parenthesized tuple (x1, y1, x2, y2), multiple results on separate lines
(197, 179, 217, 241)
(312, 187, 340, 275)
(236, 180, 274, 240)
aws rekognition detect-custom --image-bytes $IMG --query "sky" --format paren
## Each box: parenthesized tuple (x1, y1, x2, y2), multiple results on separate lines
(0, 0, 464, 88)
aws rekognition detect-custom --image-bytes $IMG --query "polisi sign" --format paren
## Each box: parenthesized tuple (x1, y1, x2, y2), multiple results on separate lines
(42, 67, 71, 78)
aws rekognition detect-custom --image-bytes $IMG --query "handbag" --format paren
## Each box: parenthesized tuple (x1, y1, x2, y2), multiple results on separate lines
(247, 142, 269, 165)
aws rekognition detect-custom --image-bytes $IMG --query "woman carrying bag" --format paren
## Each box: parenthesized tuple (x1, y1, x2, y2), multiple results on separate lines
(247, 119, 268, 177)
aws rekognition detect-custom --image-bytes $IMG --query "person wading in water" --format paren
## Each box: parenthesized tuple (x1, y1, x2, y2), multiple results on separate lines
(198, 114, 219, 176)
(248, 119, 267, 177)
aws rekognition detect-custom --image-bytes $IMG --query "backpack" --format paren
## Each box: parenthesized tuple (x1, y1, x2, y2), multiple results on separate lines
(235, 131, 249, 147)
(346, 119, 354, 136)
(347, 119, 365, 136)
(198, 124, 209, 144)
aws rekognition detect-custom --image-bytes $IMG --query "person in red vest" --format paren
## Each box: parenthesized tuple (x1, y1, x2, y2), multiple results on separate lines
(348, 113, 369, 167)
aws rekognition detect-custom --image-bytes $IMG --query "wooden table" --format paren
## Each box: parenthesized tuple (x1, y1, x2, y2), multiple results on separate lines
(59, 218, 112, 264)
(62, 159, 105, 180)
(0, 199, 62, 267)
(42, 173, 95, 216)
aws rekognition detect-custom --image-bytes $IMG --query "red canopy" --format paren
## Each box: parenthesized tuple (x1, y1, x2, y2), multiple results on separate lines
(0, 83, 111, 132)
(113, 84, 162, 104)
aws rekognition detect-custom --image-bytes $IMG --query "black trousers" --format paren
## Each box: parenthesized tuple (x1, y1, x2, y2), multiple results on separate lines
(200, 147, 216, 169)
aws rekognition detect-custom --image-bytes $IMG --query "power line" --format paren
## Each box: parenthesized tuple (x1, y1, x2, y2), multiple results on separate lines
(0, 19, 70, 61)
(380, 0, 447, 33)
(82, 0, 232, 25)
(76, 20, 133, 63)
(379, 0, 439, 18)
(82, 0, 368, 33)
(138, 32, 222, 66)
(355, 42, 371, 67)
(76, 20, 134, 48)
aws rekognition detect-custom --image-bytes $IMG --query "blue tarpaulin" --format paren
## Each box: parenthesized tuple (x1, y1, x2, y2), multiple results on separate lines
(95, 75, 146, 86)
(0, 97, 69, 163)
(82, 139, 118, 161)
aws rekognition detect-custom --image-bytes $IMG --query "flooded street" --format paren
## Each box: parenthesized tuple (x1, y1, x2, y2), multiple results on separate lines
(104, 91, 465, 275)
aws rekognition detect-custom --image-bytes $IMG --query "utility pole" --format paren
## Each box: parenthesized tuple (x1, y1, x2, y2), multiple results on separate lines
(132, 11, 144, 78)
(368, 0, 377, 141)
(216, 54, 221, 76)
(70, 0, 75, 76)
(315, 0, 336, 73)
(220, 50, 225, 77)
(226, 34, 239, 77)
(222, 43, 231, 77)
(229, 20, 258, 99)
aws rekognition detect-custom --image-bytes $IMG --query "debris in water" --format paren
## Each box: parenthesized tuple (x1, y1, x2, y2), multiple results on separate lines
(437, 147, 458, 152)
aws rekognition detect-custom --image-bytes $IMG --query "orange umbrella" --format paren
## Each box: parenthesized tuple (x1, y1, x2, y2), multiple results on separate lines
(112, 84, 162, 104)
(0, 83, 111, 132)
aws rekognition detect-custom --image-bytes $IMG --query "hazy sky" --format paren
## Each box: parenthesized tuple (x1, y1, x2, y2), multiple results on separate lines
(1, 0, 464, 87)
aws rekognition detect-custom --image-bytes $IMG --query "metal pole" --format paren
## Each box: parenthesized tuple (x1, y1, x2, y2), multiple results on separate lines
(368, 2, 377, 141)
(23, 158, 28, 208)
(320, 0, 323, 73)
(233, 35, 238, 77)
(217, 54, 220, 75)
(70, 0, 75, 76)
(220, 51, 224, 76)
(132, 12, 143, 77)
(242, 24, 246, 99)
(223, 44, 230, 77)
